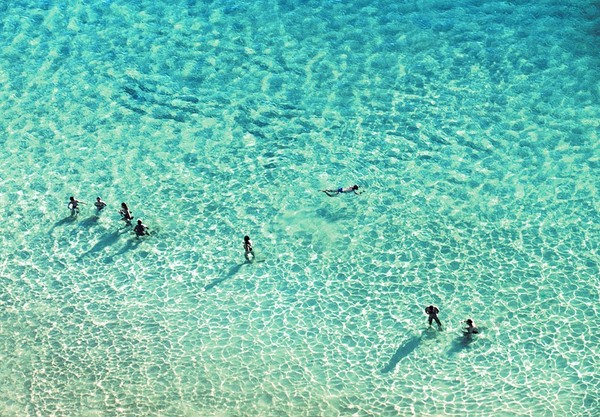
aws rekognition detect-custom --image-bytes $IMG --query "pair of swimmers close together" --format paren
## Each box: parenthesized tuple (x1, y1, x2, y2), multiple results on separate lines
(425, 305, 479, 334)
(68, 196, 149, 237)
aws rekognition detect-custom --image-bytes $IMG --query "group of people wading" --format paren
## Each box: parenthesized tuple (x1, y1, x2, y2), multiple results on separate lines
(68, 196, 149, 237)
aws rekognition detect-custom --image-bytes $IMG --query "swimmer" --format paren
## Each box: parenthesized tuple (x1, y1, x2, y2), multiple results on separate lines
(243, 235, 254, 261)
(425, 305, 442, 329)
(94, 197, 107, 212)
(119, 202, 134, 226)
(68, 196, 85, 216)
(321, 184, 362, 197)
(133, 219, 149, 237)
(463, 319, 479, 334)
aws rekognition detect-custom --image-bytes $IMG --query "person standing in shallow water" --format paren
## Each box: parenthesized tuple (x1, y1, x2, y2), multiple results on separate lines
(463, 319, 478, 334)
(119, 202, 134, 226)
(134, 219, 149, 237)
(94, 197, 107, 213)
(243, 235, 254, 261)
(68, 196, 85, 216)
(425, 305, 442, 329)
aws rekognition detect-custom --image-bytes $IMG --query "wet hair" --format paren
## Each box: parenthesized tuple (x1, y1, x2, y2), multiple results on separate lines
(466, 319, 473, 325)
(353, 185, 359, 190)
(244, 235, 250, 241)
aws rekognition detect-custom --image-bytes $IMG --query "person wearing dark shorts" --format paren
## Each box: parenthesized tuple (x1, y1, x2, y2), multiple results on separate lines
(243, 235, 254, 261)
(463, 319, 479, 334)
(425, 305, 442, 329)
(119, 202, 134, 226)
(321, 185, 361, 197)
(94, 197, 107, 213)
(134, 219, 149, 237)
(68, 196, 85, 216)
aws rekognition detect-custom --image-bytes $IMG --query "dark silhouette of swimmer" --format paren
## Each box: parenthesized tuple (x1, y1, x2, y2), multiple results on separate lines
(243, 235, 254, 261)
(463, 319, 478, 334)
(321, 185, 362, 197)
(425, 305, 442, 329)
(68, 196, 85, 216)
(94, 197, 107, 212)
(134, 219, 149, 237)
(119, 202, 134, 226)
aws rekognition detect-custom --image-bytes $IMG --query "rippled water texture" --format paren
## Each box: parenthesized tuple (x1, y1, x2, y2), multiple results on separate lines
(0, 0, 598, 416)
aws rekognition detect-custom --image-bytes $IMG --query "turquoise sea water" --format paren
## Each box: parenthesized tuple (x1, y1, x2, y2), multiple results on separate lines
(0, 0, 598, 416)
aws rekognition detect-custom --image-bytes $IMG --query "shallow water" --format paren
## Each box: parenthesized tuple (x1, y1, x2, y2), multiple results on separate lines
(0, 0, 598, 416)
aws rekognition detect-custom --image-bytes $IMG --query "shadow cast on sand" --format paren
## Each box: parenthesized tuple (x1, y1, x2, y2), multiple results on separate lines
(78, 215, 102, 227)
(48, 216, 77, 234)
(447, 329, 481, 356)
(381, 328, 439, 374)
(78, 229, 128, 260)
(113, 235, 144, 255)
(49, 213, 104, 235)
(204, 263, 247, 291)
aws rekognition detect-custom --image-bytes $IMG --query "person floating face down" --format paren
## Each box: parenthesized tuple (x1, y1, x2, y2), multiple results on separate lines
(321, 185, 361, 197)
(425, 305, 442, 329)
(134, 219, 149, 237)
(243, 235, 254, 261)
(68, 196, 84, 216)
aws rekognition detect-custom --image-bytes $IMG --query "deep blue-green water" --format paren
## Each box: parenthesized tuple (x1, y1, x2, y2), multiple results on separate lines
(0, 0, 598, 416)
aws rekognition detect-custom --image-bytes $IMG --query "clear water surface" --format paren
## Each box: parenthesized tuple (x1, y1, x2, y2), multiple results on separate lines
(0, 0, 598, 416)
